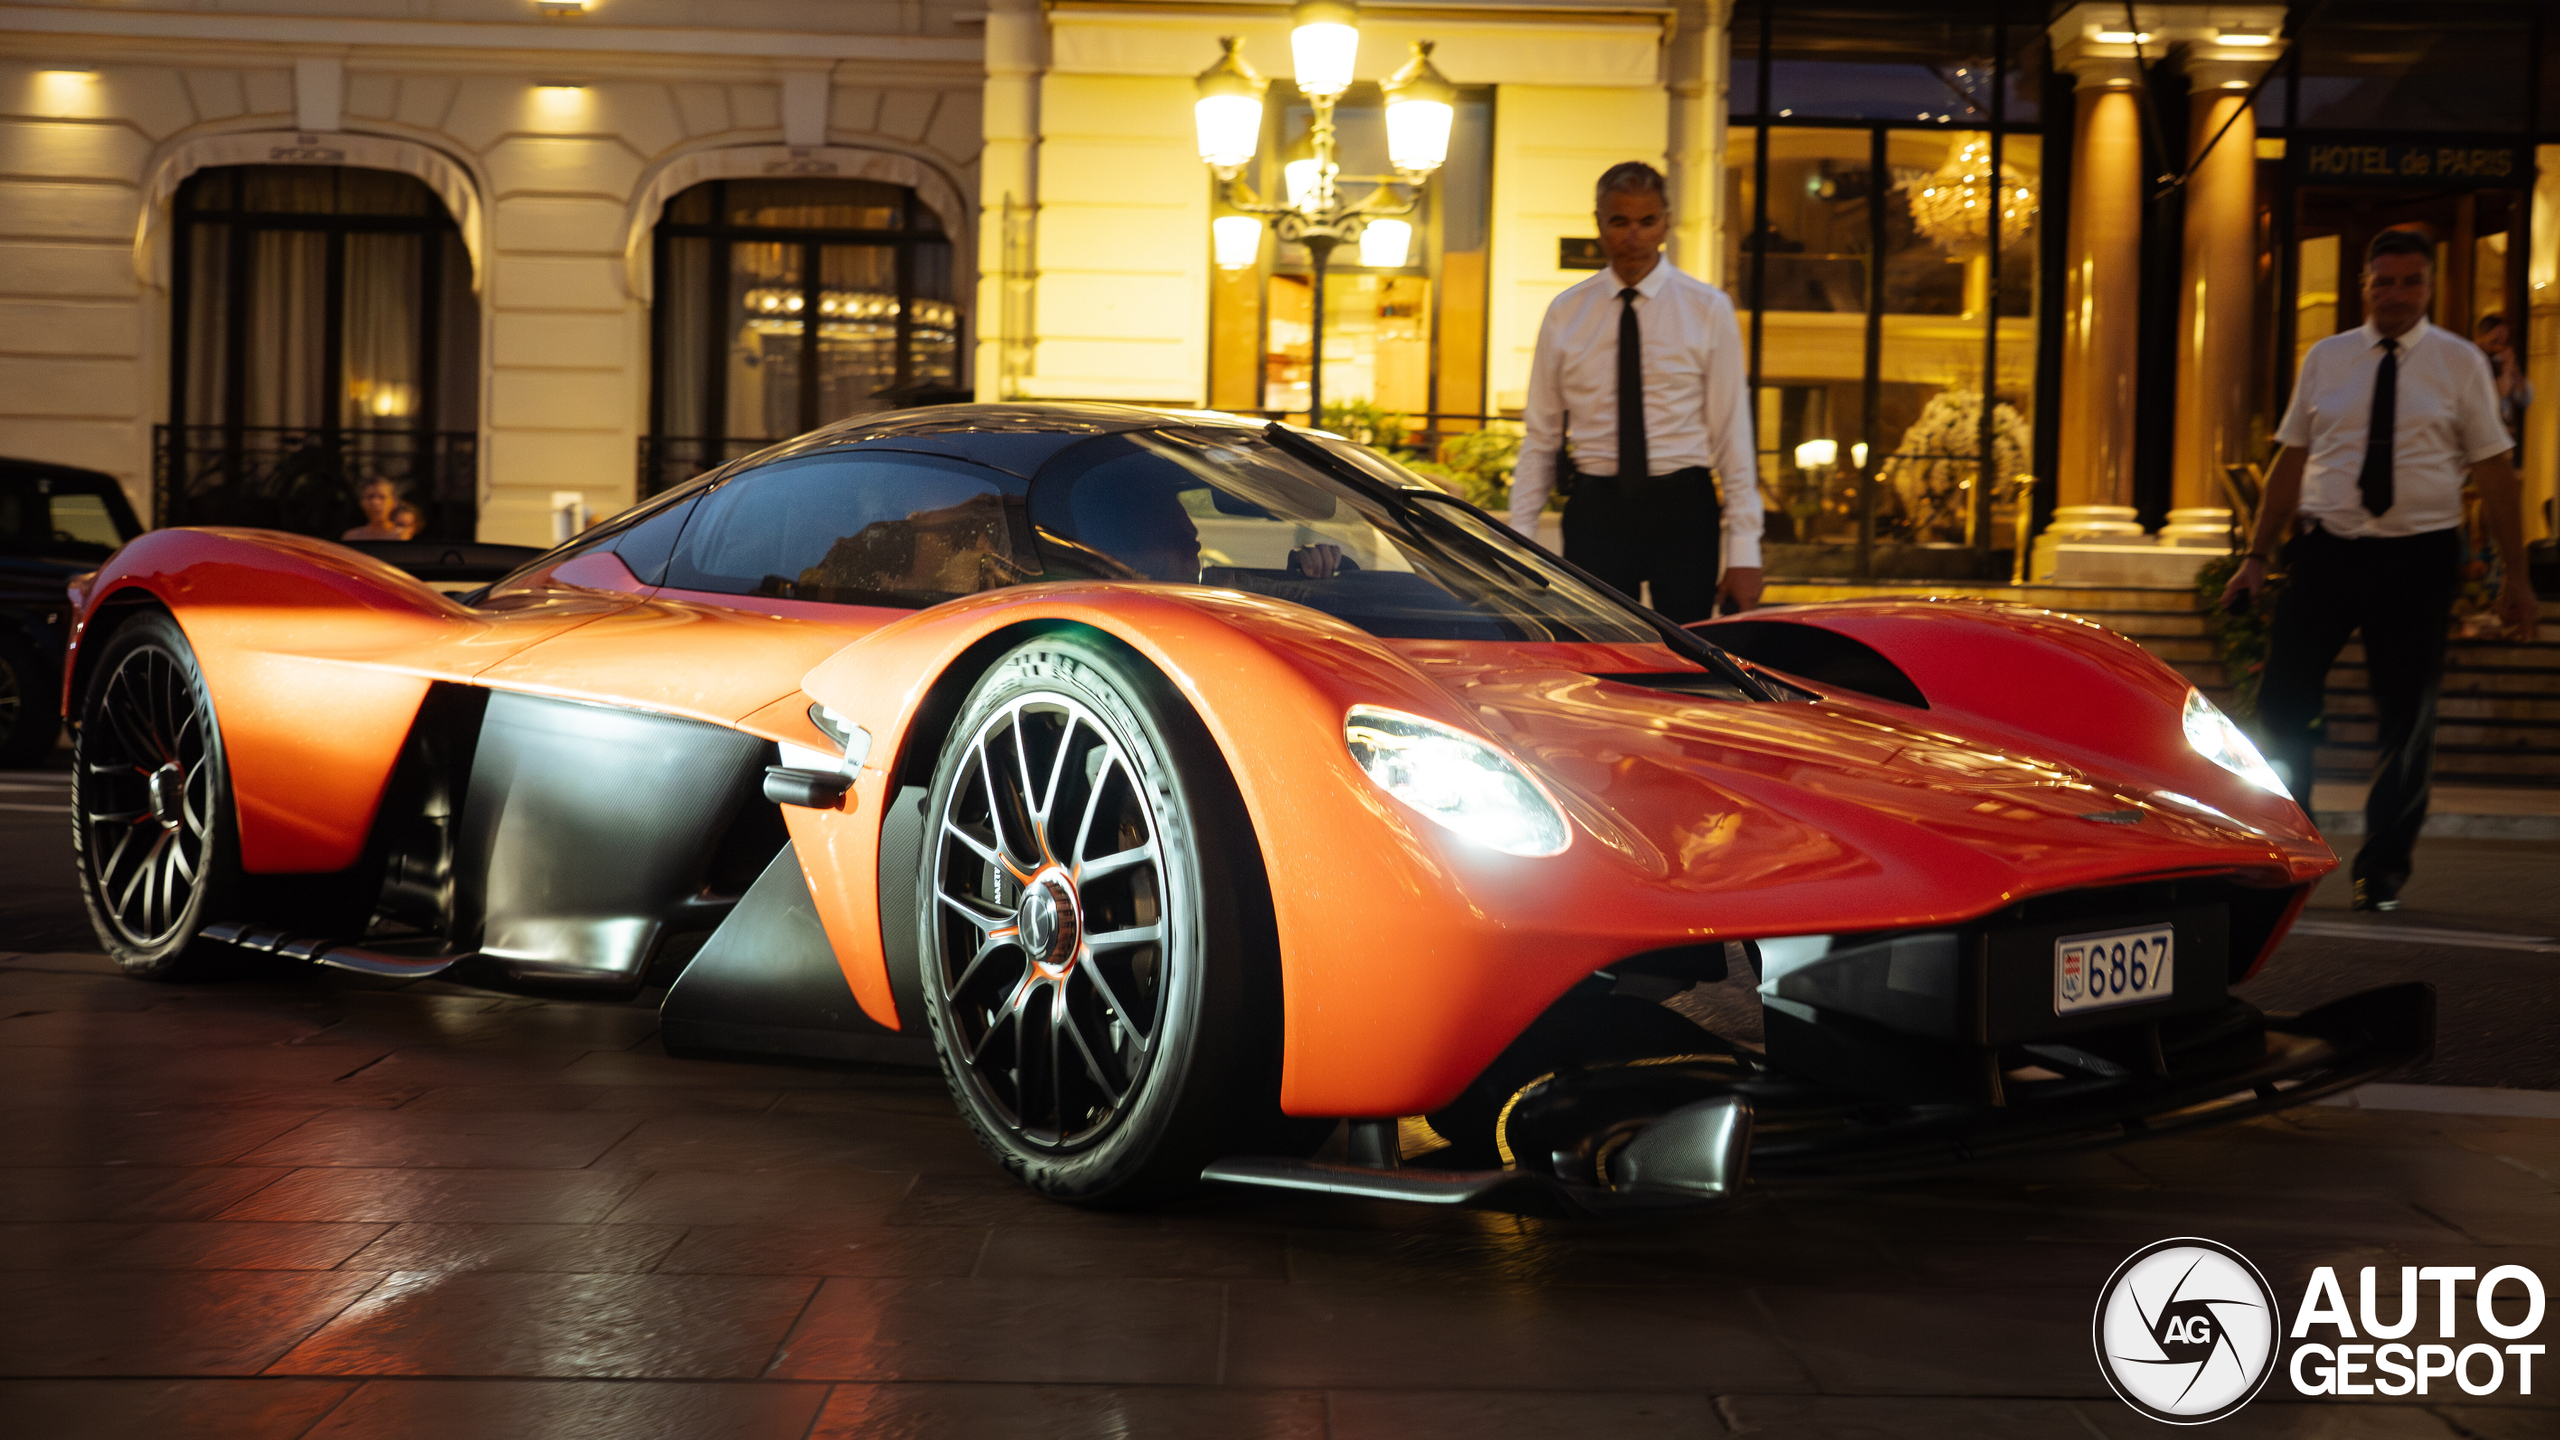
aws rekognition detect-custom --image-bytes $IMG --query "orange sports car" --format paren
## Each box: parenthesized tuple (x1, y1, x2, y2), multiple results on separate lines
(60, 405, 2427, 1215)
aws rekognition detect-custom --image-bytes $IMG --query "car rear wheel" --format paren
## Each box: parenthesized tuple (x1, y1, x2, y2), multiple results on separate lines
(918, 633, 1286, 1204)
(71, 612, 241, 979)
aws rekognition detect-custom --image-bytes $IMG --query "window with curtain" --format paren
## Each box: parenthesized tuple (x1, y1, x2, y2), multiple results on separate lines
(164, 165, 479, 540)
(646, 179, 964, 496)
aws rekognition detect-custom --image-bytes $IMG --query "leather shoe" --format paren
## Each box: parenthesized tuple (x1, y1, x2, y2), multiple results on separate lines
(2351, 878, 2400, 913)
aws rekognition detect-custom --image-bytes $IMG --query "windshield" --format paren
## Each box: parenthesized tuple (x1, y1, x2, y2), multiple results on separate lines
(1027, 428, 1656, 644)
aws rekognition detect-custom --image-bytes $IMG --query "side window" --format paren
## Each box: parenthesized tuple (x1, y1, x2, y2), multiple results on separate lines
(662, 450, 1037, 608)
(605, 493, 697, 585)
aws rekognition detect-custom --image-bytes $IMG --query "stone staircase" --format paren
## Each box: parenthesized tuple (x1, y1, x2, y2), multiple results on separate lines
(1762, 582, 2560, 788)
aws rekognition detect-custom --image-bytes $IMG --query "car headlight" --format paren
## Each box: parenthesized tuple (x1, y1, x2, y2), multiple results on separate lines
(2182, 688, 2288, 796)
(1345, 705, 1570, 857)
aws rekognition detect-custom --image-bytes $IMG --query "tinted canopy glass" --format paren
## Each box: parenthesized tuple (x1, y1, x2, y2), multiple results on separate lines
(1029, 428, 1656, 644)
(664, 450, 1034, 608)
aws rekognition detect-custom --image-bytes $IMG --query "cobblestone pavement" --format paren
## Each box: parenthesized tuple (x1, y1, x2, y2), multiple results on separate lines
(0, 938, 2550, 1439)
(2, 763, 2555, 1437)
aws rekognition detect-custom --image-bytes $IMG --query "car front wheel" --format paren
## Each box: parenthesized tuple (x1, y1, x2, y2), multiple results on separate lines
(918, 633, 1287, 1204)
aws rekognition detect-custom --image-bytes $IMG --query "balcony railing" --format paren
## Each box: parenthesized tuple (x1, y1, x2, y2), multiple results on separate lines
(153, 426, 478, 542)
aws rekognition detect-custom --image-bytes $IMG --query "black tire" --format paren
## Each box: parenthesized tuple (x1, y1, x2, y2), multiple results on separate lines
(71, 612, 242, 979)
(917, 632, 1287, 1204)
(0, 632, 61, 768)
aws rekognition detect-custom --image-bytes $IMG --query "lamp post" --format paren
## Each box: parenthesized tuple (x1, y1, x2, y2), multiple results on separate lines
(1193, 0, 1453, 421)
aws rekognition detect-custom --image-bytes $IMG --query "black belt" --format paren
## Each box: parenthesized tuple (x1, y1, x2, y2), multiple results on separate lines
(1558, 464, 1713, 498)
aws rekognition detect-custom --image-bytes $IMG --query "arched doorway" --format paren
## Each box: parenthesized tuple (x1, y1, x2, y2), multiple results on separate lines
(160, 164, 481, 541)
(642, 177, 963, 496)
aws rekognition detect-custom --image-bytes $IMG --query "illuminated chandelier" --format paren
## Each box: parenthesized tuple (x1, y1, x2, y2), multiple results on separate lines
(1907, 139, 2035, 254)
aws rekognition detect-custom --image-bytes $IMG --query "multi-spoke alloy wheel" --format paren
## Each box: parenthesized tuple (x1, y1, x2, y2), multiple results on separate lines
(72, 613, 237, 977)
(933, 691, 1173, 1148)
(920, 634, 1287, 1203)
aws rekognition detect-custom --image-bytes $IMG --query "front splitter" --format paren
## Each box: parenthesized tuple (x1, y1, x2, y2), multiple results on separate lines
(1202, 982, 2434, 1217)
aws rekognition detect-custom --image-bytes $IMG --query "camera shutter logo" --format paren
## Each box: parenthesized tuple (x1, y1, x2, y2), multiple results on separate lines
(2095, 1238, 2282, 1423)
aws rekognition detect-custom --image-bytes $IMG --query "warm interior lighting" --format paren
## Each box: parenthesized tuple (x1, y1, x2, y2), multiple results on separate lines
(2215, 26, 2274, 46)
(1794, 438, 1838, 471)
(1359, 219, 1411, 268)
(1192, 36, 1267, 169)
(1382, 40, 1455, 173)
(1212, 215, 1263, 269)
(534, 0, 587, 14)
(1851, 442, 1870, 470)
(2094, 29, 2153, 44)
(1290, 0, 1360, 100)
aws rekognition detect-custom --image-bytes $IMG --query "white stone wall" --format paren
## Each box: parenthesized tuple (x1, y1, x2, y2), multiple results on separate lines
(1486, 83, 1670, 413)
(0, 6, 984, 544)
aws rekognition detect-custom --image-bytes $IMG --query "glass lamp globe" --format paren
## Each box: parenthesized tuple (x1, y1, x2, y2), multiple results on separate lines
(1383, 41, 1455, 173)
(1359, 219, 1412, 268)
(1212, 215, 1264, 269)
(1192, 36, 1267, 169)
(1290, 0, 1360, 101)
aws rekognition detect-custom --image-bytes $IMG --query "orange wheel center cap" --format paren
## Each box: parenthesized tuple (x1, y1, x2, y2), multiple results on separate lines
(1019, 871, 1080, 970)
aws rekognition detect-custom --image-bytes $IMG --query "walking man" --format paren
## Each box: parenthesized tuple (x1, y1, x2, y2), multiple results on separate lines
(2223, 229, 2538, 910)
(1509, 162, 1762, 620)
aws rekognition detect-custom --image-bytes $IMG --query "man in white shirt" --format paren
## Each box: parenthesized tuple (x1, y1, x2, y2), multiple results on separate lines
(1508, 162, 1763, 621)
(2223, 228, 2536, 910)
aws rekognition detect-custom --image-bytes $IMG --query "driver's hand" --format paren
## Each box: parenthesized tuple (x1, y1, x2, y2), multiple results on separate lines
(1289, 544, 1344, 579)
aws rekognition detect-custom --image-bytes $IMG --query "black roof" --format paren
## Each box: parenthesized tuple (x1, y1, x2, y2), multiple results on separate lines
(0, 455, 126, 492)
(750, 403, 1270, 480)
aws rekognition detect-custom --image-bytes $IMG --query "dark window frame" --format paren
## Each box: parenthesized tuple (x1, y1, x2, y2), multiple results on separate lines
(159, 164, 478, 539)
(1729, 0, 2056, 577)
(645, 180, 965, 497)
(166, 165, 464, 448)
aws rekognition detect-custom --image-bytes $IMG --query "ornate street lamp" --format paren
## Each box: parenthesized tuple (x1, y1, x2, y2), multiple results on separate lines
(1194, 1, 1453, 419)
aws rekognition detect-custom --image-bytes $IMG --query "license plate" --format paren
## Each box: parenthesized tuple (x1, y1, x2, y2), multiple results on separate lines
(2055, 925, 2175, 1016)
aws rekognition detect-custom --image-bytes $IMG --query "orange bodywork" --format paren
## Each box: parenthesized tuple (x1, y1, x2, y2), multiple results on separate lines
(70, 529, 2334, 1120)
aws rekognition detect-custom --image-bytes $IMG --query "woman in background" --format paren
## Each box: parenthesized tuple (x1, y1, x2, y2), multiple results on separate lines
(342, 477, 407, 542)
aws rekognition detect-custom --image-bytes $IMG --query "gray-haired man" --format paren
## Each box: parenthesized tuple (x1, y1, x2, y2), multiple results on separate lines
(1508, 161, 1763, 619)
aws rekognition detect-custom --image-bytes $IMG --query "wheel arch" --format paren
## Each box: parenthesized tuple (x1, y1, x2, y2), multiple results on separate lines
(796, 588, 1474, 1114)
(63, 585, 175, 726)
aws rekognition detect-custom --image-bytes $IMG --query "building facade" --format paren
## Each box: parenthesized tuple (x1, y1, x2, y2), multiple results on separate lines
(2, 0, 986, 543)
(2, 0, 2554, 571)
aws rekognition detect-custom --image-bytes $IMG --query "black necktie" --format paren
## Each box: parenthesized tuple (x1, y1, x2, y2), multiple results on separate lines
(1617, 287, 1648, 485)
(2358, 336, 2398, 517)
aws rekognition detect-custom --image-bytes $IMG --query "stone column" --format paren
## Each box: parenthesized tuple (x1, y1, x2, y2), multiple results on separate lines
(1667, 0, 1727, 285)
(2164, 44, 2281, 549)
(2046, 26, 2146, 549)
(977, 0, 1044, 400)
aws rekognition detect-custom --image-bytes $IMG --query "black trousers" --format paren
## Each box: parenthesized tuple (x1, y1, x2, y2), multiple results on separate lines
(2256, 525, 2461, 891)
(1559, 466, 1723, 623)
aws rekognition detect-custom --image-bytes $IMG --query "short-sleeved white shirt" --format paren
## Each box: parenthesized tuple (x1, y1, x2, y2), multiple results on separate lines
(2274, 318, 2513, 539)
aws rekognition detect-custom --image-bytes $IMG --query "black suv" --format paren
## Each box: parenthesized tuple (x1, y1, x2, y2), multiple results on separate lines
(2, 458, 144, 766)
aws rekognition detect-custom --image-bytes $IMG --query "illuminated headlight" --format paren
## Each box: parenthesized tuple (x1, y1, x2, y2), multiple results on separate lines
(1345, 705, 1570, 857)
(2182, 689, 2287, 796)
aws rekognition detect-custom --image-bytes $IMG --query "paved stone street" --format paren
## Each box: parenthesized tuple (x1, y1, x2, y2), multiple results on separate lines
(0, 766, 2553, 1438)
